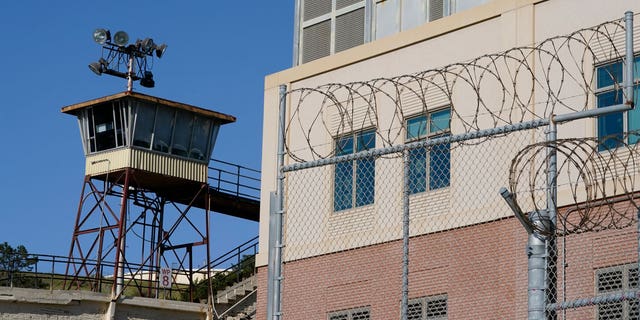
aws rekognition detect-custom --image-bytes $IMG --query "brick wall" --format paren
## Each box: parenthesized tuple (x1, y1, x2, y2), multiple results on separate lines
(256, 204, 639, 319)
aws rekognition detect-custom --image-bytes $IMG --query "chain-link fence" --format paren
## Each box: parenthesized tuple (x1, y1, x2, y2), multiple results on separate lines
(269, 11, 640, 320)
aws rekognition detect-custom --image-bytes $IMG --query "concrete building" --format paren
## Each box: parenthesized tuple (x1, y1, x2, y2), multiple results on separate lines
(258, 1, 640, 319)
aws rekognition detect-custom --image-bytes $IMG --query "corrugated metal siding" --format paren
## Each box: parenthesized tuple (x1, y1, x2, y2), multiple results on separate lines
(302, 20, 332, 63)
(85, 149, 131, 176)
(303, 0, 332, 20)
(335, 8, 365, 53)
(130, 149, 207, 183)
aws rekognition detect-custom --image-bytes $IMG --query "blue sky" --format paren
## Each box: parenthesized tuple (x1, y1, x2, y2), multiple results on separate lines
(0, 1, 293, 261)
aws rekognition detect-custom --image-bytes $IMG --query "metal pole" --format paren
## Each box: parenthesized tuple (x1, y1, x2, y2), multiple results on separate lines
(401, 150, 410, 320)
(546, 118, 558, 320)
(528, 222, 547, 320)
(625, 11, 635, 107)
(127, 54, 134, 92)
(267, 84, 287, 320)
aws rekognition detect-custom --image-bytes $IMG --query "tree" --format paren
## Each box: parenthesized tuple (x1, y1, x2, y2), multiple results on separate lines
(0, 242, 38, 288)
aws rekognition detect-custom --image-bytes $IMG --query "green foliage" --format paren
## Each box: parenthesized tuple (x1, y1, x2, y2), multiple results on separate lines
(184, 254, 256, 302)
(0, 242, 39, 288)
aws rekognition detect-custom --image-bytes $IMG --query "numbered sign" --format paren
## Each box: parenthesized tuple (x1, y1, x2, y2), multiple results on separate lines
(159, 267, 172, 289)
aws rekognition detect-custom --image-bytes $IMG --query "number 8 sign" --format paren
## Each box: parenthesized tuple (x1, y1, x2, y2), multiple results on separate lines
(159, 267, 172, 289)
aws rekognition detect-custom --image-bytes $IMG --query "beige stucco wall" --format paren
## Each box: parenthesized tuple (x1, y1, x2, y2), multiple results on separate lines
(258, 0, 640, 266)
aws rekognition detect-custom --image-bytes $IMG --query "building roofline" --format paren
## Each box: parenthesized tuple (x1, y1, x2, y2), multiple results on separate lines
(61, 91, 236, 124)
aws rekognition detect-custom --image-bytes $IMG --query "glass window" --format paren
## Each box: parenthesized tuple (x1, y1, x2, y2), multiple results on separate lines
(171, 110, 194, 157)
(91, 105, 117, 152)
(133, 103, 156, 149)
(407, 108, 451, 194)
(153, 107, 174, 153)
(189, 116, 212, 161)
(334, 129, 376, 211)
(596, 56, 640, 150)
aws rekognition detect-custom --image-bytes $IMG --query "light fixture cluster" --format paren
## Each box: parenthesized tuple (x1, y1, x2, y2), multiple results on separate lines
(88, 28, 167, 90)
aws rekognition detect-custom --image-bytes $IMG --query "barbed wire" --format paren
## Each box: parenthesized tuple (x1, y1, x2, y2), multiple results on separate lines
(283, 16, 631, 162)
(509, 132, 640, 236)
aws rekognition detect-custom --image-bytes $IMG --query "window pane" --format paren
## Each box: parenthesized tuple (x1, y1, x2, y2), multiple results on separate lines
(355, 130, 375, 206)
(357, 130, 376, 151)
(337, 135, 354, 156)
(356, 157, 375, 206)
(401, 0, 427, 31)
(92, 106, 116, 152)
(376, 0, 400, 40)
(407, 115, 427, 139)
(153, 107, 174, 153)
(597, 61, 623, 88)
(171, 111, 193, 157)
(430, 137, 450, 190)
(409, 148, 427, 194)
(597, 302, 624, 319)
(430, 109, 451, 133)
(133, 103, 156, 149)
(629, 86, 640, 145)
(189, 116, 211, 161)
(334, 161, 353, 211)
(597, 91, 624, 150)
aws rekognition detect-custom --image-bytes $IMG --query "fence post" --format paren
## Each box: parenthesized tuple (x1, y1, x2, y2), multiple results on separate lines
(267, 84, 287, 320)
(401, 150, 410, 320)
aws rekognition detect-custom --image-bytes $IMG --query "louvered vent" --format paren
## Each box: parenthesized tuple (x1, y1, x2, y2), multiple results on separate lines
(426, 296, 448, 319)
(302, 20, 331, 63)
(336, 0, 362, 10)
(429, 0, 444, 21)
(303, 0, 332, 20)
(351, 309, 370, 320)
(597, 270, 624, 293)
(408, 301, 423, 320)
(335, 8, 365, 53)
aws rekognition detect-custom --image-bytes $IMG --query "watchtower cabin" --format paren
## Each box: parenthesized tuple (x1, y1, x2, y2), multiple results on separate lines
(61, 91, 255, 299)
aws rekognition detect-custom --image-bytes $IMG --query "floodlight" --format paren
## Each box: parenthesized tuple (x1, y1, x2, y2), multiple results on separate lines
(88, 58, 108, 76)
(154, 44, 167, 58)
(140, 71, 155, 88)
(113, 31, 129, 46)
(141, 38, 155, 54)
(93, 29, 110, 44)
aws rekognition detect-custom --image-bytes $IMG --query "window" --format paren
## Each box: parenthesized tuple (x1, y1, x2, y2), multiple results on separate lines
(334, 129, 376, 211)
(295, 0, 489, 63)
(408, 294, 448, 320)
(596, 56, 640, 150)
(83, 102, 129, 153)
(406, 108, 451, 194)
(596, 264, 638, 319)
(299, 0, 367, 64)
(130, 103, 215, 163)
(328, 306, 371, 320)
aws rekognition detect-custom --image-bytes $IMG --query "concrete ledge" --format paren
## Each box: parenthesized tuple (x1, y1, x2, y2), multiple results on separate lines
(0, 287, 208, 320)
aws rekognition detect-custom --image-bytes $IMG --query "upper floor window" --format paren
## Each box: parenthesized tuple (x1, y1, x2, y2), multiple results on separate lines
(334, 129, 376, 211)
(81, 102, 129, 153)
(596, 56, 640, 150)
(299, 0, 367, 64)
(406, 108, 451, 194)
(295, 0, 489, 64)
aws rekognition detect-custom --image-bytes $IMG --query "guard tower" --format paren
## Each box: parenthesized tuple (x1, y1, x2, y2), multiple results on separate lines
(61, 90, 239, 300)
